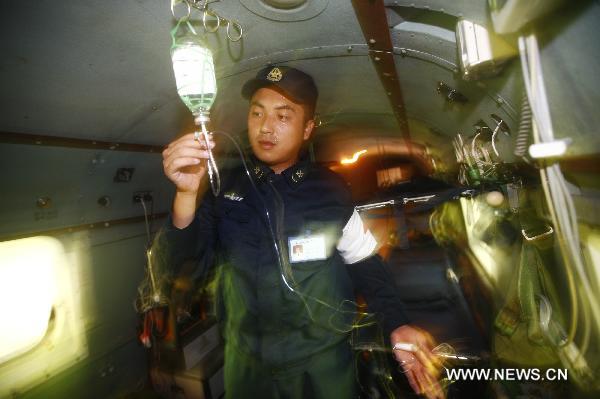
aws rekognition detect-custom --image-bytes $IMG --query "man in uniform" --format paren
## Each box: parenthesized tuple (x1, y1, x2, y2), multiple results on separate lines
(158, 65, 444, 399)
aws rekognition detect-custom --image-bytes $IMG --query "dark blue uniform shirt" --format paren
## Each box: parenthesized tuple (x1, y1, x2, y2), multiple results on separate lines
(156, 157, 408, 368)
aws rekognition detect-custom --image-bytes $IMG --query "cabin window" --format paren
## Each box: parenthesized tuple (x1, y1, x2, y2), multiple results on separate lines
(0, 236, 61, 364)
(0, 235, 87, 397)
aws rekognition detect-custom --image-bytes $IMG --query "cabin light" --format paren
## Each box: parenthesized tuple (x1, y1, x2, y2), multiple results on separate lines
(456, 19, 517, 80)
(340, 150, 367, 165)
(528, 139, 571, 159)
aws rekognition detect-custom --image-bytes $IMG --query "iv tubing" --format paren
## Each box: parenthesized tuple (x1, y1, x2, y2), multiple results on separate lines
(196, 119, 221, 196)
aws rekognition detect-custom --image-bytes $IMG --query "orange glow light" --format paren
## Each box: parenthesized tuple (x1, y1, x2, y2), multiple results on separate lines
(340, 150, 367, 165)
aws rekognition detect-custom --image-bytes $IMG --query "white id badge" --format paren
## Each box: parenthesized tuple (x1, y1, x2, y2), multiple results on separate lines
(288, 234, 327, 263)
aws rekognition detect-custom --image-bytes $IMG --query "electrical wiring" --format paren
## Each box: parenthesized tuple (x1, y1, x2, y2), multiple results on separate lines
(140, 198, 152, 244)
(135, 197, 169, 313)
(518, 33, 599, 376)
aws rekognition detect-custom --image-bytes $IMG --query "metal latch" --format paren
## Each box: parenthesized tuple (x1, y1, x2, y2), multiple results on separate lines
(521, 225, 554, 241)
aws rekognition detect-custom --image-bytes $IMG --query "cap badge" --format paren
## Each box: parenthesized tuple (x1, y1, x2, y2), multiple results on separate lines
(266, 67, 283, 82)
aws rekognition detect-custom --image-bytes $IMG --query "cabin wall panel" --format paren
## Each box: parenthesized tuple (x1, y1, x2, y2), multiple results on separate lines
(392, 57, 519, 163)
(73, 231, 149, 354)
(0, 0, 177, 145)
(19, 339, 145, 399)
(0, 144, 172, 239)
(213, 55, 395, 138)
(385, 0, 489, 26)
(536, 1, 600, 156)
(391, 19, 522, 120)
(207, 0, 365, 62)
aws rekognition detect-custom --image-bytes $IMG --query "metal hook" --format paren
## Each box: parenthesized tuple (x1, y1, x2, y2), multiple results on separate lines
(192, 0, 209, 9)
(171, 0, 192, 21)
(491, 117, 509, 158)
(471, 129, 483, 160)
(226, 19, 243, 42)
(202, 9, 220, 33)
(173, 0, 244, 43)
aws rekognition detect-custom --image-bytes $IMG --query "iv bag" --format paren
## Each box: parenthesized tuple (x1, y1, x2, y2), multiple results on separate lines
(171, 31, 217, 116)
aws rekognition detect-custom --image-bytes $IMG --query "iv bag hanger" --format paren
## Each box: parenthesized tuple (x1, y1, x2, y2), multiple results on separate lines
(171, 0, 243, 42)
(169, 0, 244, 196)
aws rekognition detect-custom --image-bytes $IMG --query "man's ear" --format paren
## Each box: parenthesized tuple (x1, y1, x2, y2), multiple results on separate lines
(303, 119, 315, 141)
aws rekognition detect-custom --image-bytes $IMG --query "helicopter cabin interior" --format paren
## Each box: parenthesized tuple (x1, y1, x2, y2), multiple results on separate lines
(1, 1, 599, 398)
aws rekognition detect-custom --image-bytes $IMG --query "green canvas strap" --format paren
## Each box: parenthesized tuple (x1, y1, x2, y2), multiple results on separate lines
(494, 207, 554, 343)
(518, 243, 545, 344)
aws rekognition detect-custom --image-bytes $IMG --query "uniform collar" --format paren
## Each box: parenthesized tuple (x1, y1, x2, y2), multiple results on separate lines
(250, 155, 311, 187)
(250, 160, 272, 183)
(281, 160, 309, 187)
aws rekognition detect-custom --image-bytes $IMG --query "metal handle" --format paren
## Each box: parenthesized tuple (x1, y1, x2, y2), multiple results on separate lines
(355, 200, 395, 211)
(171, 0, 192, 21)
(522, 225, 554, 241)
(403, 194, 436, 204)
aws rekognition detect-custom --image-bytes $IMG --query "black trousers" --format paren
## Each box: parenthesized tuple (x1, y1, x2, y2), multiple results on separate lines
(224, 341, 356, 399)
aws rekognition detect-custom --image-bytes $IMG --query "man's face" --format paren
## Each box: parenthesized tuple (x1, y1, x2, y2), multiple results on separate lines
(247, 87, 314, 174)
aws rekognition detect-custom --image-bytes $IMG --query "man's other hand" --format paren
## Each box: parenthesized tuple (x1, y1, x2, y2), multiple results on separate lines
(391, 324, 446, 399)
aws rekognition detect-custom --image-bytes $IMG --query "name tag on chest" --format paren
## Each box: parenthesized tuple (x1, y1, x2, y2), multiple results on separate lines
(288, 234, 327, 263)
